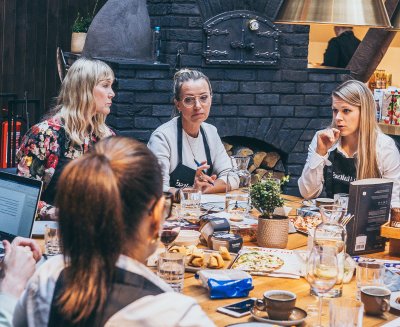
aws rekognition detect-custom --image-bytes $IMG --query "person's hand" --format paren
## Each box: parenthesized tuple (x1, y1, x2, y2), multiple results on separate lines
(316, 128, 340, 156)
(12, 237, 42, 262)
(193, 161, 216, 192)
(0, 240, 36, 298)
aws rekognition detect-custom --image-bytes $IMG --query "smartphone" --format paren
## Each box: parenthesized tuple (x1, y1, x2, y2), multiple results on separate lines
(217, 298, 256, 318)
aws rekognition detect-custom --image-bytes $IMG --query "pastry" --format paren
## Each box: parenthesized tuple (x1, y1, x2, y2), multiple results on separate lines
(169, 245, 186, 255)
(219, 246, 231, 261)
(188, 253, 204, 267)
(207, 253, 224, 269)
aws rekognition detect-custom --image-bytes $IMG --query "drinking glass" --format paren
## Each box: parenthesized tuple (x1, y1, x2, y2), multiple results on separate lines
(44, 222, 62, 256)
(180, 187, 201, 220)
(160, 192, 180, 252)
(356, 262, 386, 300)
(157, 252, 185, 292)
(329, 298, 363, 327)
(225, 156, 251, 221)
(306, 245, 338, 327)
(334, 193, 349, 212)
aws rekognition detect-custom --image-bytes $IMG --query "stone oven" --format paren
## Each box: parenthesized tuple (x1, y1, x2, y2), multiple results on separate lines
(101, 0, 350, 196)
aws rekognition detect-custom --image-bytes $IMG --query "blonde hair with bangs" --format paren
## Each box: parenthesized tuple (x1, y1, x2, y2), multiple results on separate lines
(332, 80, 380, 180)
(55, 57, 114, 145)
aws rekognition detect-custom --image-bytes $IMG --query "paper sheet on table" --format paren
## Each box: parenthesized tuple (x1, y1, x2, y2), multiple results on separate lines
(31, 220, 58, 236)
(201, 194, 226, 204)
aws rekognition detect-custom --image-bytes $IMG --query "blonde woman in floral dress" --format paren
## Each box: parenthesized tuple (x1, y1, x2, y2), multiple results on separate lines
(16, 58, 115, 219)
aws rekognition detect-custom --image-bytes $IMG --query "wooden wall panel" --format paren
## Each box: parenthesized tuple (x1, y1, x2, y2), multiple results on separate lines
(0, 0, 107, 122)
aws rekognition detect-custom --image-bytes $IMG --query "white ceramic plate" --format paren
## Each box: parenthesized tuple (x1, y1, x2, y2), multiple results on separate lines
(251, 307, 307, 326)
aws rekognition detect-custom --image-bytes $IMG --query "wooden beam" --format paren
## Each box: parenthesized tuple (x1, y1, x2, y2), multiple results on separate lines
(346, 0, 400, 82)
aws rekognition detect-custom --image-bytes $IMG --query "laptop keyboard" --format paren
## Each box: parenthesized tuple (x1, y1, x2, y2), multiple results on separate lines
(0, 231, 16, 243)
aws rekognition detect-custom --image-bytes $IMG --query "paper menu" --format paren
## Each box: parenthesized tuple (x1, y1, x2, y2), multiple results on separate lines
(230, 246, 302, 279)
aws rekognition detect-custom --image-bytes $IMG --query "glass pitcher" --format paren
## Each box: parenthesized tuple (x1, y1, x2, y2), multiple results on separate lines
(225, 156, 251, 221)
(313, 205, 347, 298)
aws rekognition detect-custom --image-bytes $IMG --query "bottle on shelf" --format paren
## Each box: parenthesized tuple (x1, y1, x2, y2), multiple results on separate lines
(152, 26, 161, 64)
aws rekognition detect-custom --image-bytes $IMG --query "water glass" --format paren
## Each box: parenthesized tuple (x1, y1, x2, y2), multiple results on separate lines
(334, 193, 349, 211)
(180, 188, 201, 219)
(356, 262, 386, 300)
(44, 222, 62, 256)
(329, 298, 363, 327)
(157, 252, 185, 293)
(306, 245, 338, 327)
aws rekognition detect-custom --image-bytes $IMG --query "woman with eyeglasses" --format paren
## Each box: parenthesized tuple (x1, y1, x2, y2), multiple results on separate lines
(16, 58, 115, 219)
(13, 137, 214, 327)
(148, 68, 232, 201)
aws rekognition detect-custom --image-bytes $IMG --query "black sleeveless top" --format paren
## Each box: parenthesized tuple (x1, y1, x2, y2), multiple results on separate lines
(48, 267, 164, 327)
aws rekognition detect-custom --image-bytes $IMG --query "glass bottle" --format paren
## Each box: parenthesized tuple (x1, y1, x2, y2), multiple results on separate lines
(312, 205, 347, 298)
(152, 26, 161, 64)
(225, 156, 251, 221)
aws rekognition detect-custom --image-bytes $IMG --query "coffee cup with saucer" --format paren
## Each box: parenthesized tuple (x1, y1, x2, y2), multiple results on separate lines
(252, 290, 307, 326)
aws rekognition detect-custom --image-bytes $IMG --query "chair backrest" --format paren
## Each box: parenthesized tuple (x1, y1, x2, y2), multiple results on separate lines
(56, 47, 69, 82)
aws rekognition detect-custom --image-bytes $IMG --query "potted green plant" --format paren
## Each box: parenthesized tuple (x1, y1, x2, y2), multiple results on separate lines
(71, 0, 99, 53)
(251, 174, 290, 248)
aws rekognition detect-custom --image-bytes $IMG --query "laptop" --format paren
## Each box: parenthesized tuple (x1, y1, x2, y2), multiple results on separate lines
(0, 171, 42, 243)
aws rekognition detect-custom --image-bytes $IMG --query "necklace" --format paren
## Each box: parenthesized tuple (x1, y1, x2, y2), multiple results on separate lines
(185, 132, 199, 162)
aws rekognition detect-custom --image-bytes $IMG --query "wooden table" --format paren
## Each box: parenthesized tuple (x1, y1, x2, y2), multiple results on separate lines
(181, 195, 400, 326)
(35, 195, 399, 326)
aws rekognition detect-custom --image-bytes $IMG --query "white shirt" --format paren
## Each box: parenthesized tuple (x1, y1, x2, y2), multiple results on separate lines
(0, 293, 18, 327)
(298, 131, 400, 207)
(148, 117, 233, 192)
(13, 255, 215, 327)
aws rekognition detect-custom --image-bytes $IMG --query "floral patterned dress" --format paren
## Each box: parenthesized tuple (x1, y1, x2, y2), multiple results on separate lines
(16, 116, 114, 219)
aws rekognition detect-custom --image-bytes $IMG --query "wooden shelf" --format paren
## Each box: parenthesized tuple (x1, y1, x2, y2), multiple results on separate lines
(378, 122, 400, 136)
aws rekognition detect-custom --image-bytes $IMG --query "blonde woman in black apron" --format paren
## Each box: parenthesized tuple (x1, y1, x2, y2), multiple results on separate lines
(148, 69, 232, 201)
(298, 80, 400, 207)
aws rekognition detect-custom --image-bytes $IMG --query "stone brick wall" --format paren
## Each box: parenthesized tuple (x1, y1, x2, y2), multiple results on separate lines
(105, 0, 350, 196)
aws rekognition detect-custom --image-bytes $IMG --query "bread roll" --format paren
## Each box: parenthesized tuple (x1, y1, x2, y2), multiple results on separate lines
(219, 246, 231, 260)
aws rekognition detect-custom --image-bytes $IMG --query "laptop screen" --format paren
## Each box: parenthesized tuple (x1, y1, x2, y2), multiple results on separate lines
(0, 172, 42, 238)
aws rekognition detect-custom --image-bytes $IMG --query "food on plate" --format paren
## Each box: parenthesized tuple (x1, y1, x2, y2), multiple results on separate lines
(188, 252, 205, 267)
(219, 246, 231, 260)
(207, 253, 225, 269)
(292, 212, 322, 233)
(231, 252, 284, 272)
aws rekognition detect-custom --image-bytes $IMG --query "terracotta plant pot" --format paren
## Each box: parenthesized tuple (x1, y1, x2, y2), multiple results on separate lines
(257, 216, 289, 249)
(71, 32, 87, 53)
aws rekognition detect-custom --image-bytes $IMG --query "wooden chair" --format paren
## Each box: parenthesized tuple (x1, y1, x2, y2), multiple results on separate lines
(56, 47, 69, 82)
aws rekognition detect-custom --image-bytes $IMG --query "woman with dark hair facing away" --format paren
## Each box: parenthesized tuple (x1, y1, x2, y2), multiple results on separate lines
(148, 68, 233, 201)
(16, 57, 115, 219)
(13, 137, 214, 326)
(298, 80, 400, 207)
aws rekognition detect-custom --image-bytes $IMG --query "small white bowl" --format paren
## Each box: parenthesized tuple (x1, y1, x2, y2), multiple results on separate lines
(174, 230, 200, 246)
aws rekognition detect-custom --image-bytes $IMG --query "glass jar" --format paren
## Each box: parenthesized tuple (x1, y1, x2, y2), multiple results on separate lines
(225, 156, 251, 221)
(313, 205, 347, 298)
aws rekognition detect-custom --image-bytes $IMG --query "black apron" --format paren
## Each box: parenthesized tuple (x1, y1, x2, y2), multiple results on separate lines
(323, 148, 357, 198)
(48, 267, 164, 327)
(169, 117, 213, 188)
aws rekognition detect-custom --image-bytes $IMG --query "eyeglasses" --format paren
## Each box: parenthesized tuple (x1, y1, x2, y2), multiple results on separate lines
(148, 192, 173, 220)
(180, 94, 211, 108)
